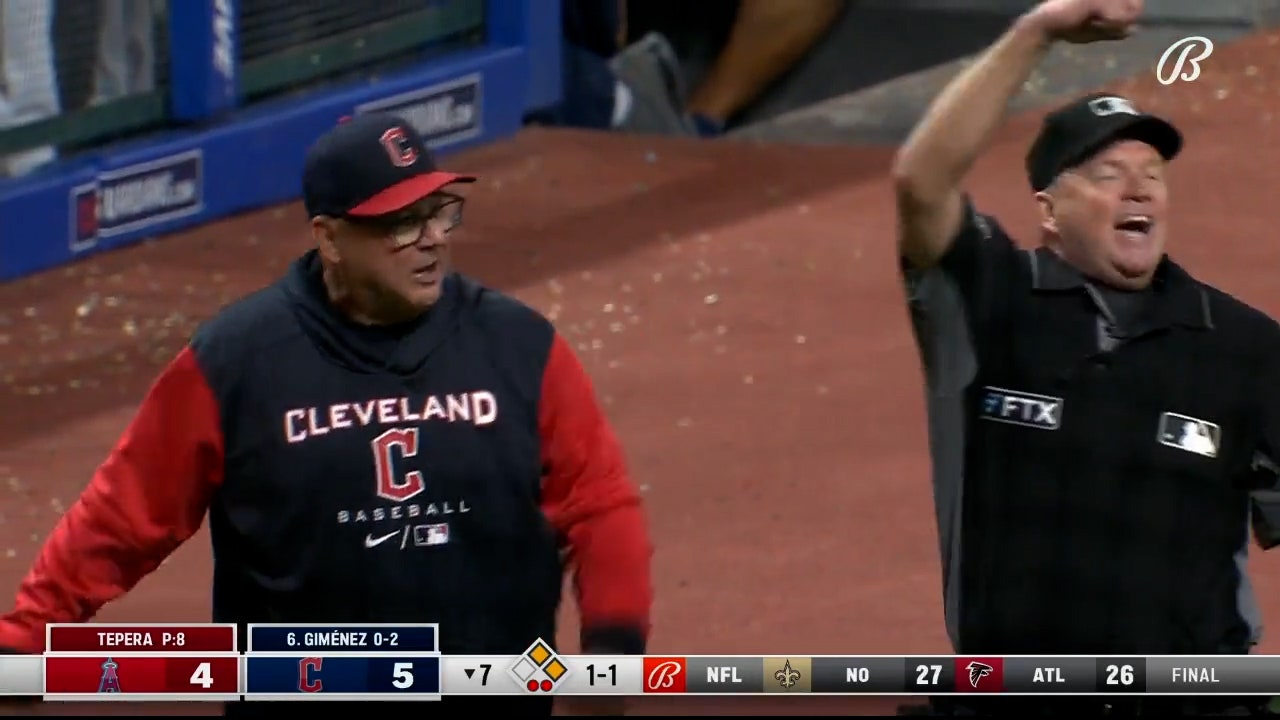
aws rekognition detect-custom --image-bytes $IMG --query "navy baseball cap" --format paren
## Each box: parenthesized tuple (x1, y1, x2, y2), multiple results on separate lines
(302, 112, 476, 218)
(1025, 93, 1182, 192)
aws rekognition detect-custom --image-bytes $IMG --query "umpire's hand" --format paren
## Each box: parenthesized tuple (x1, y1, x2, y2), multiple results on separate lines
(1022, 0, 1143, 45)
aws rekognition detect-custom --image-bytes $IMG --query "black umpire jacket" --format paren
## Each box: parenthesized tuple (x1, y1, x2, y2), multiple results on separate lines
(904, 200, 1280, 656)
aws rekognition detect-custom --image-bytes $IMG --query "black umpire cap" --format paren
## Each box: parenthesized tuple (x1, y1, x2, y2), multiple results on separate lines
(1025, 92, 1183, 192)
(302, 112, 476, 218)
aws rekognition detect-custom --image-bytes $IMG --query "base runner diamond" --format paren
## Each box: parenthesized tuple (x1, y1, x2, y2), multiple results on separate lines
(509, 638, 571, 693)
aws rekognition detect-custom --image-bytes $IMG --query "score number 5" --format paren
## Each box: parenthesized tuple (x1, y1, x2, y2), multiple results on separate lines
(392, 662, 414, 689)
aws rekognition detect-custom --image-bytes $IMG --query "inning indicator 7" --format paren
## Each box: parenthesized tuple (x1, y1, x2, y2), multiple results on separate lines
(467, 664, 492, 684)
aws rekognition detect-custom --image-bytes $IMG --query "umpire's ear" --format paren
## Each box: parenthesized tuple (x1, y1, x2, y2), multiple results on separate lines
(1033, 189, 1060, 236)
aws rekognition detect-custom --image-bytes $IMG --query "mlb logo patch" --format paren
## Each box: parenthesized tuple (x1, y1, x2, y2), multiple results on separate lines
(979, 386, 1063, 430)
(413, 523, 450, 547)
(1157, 412, 1220, 458)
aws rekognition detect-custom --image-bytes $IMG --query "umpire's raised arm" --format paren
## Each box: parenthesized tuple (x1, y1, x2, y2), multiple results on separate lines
(536, 332, 653, 655)
(892, 14, 1047, 270)
(892, 0, 1140, 273)
(0, 347, 222, 652)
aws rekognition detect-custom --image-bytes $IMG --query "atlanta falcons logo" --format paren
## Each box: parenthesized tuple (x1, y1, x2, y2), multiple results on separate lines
(967, 661, 994, 688)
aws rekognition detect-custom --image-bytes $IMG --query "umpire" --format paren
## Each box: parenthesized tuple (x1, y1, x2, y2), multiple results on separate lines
(0, 113, 653, 716)
(893, 0, 1280, 715)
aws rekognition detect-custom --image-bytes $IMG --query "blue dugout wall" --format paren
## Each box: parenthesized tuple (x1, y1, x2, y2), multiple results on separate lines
(0, 0, 561, 282)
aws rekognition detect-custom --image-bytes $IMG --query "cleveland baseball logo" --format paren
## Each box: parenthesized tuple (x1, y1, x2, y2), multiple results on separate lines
(646, 661, 682, 690)
(967, 661, 993, 689)
(379, 127, 419, 167)
(1156, 36, 1214, 86)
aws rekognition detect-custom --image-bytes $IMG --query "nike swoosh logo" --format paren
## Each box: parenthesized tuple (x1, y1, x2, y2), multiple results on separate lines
(364, 531, 400, 548)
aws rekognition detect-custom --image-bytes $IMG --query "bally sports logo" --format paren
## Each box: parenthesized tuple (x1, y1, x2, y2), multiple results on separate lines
(643, 657, 686, 693)
(70, 150, 204, 252)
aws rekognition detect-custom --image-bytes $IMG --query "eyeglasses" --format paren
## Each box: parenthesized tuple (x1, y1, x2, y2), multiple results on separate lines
(344, 195, 465, 250)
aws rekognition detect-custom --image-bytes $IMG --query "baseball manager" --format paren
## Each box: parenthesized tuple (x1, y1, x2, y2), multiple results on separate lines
(0, 113, 653, 715)
(893, 0, 1280, 714)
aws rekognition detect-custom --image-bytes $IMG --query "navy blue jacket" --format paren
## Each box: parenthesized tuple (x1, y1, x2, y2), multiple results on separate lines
(0, 250, 652, 657)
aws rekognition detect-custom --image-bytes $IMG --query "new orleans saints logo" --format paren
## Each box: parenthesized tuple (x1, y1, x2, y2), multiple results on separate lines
(774, 660, 801, 689)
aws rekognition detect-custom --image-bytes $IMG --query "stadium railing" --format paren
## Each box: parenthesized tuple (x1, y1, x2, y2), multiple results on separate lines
(0, 0, 561, 282)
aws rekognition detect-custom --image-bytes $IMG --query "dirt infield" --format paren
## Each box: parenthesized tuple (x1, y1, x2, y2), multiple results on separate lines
(0, 28, 1277, 716)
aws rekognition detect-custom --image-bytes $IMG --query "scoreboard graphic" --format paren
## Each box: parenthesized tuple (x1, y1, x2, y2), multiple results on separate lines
(42, 623, 241, 701)
(0, 624, 1274, 701)
(508, 639, 570, 693)
(243, 623, 441, 701)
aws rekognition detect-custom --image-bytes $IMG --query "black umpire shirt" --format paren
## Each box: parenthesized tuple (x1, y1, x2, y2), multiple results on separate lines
(902, 199, 1280, 656)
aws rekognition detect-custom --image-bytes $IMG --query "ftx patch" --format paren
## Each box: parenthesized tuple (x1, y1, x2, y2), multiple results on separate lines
(979, 386, 1063, 430)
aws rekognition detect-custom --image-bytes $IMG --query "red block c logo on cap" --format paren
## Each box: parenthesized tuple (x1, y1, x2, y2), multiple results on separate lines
(379, 127, 418, 168)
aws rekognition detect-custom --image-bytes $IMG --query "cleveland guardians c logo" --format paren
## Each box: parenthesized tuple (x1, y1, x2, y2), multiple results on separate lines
(371, 427, 426, 502)
(299, 657, 323, 693)
(379, 127, 418, 167)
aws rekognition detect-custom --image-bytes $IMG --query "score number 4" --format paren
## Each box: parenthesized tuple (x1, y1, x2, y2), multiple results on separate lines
(177, 658, 236, 692)
(190, 662, 214, 689)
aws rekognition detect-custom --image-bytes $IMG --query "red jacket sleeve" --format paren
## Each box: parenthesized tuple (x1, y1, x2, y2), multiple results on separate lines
(0, 346, 224, 652)
(538, 333, 652, 654)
